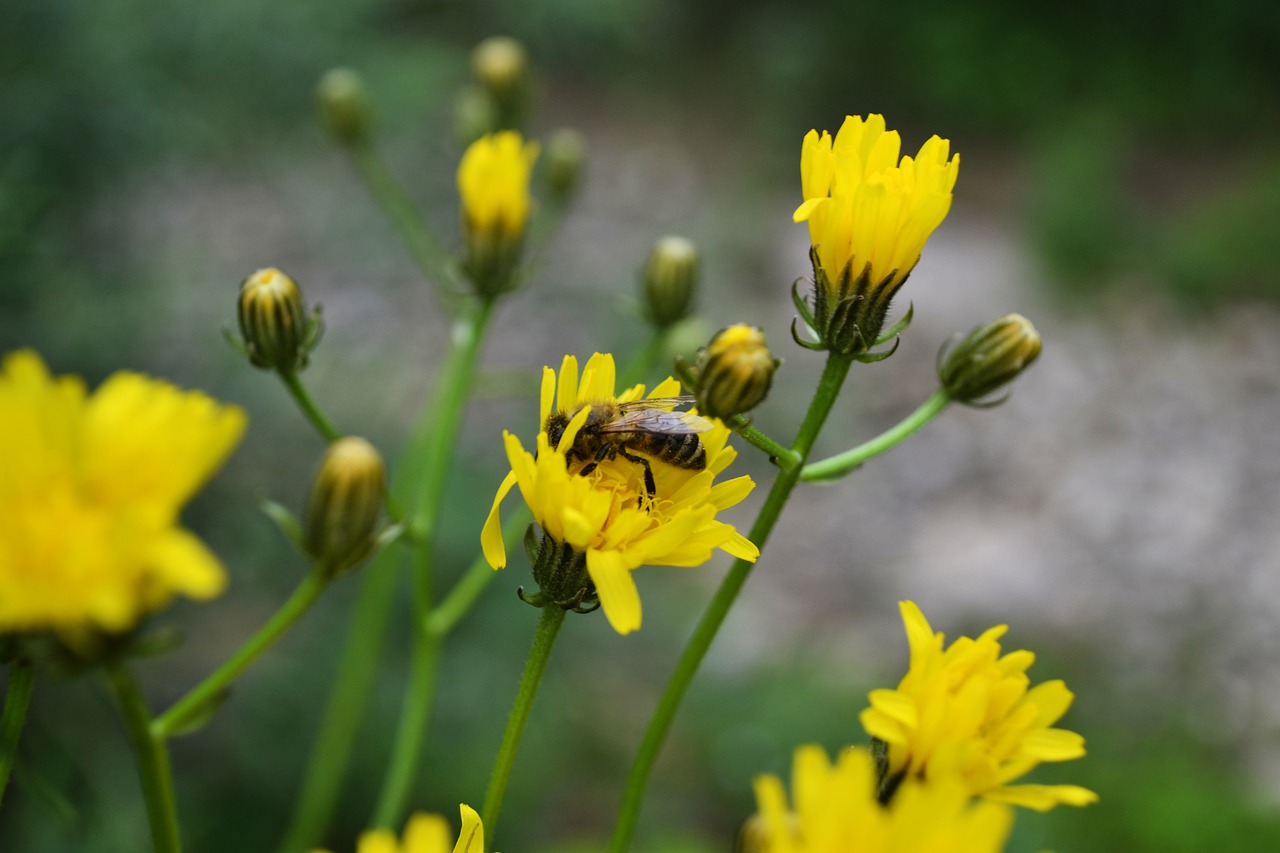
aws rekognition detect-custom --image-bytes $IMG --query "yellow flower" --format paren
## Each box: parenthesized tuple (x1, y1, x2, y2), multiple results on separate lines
(457, 130, 540, 296)
(791, 114, 958, 355)
(748, 744, 1014, 853)
(310, 805, 490, 853)
(860, 601, 1098, 811)
(457, 130, 539, 239)
(0, 350, 246, 636)
(481, 353, 758, 635)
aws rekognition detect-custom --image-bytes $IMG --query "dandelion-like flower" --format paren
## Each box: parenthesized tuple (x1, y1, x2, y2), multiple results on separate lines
(457, 130, 540, 296)
(792, 114, 959, 355)
(481, 353, 758, 635)
(860, 601, 1098, 811)
(747, 744, 1014, 853)
(0, 350, 246, 637)
(310, 804, 489, 853)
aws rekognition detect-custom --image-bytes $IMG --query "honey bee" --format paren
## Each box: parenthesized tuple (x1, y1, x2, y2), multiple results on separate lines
(543, 397, 712, 500)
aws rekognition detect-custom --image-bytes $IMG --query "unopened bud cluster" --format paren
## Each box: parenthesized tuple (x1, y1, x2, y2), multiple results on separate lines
(236, 268, 322, 373)
(938, 313, 1042, 404)
(304, 437, 387, 578)
(642, 236, 699, 329)
(694, 325, 779, 420)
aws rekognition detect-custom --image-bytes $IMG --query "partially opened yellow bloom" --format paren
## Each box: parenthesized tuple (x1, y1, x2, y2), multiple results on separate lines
(0, 350, 246, 636)
(860, 601, 1098, 811)
(482, 353, 758, 635)
(457, 131, 539, 296)
(791, 114, 959, 355)
(748, 744, 1013, 853)
(311, 804, 490, 853)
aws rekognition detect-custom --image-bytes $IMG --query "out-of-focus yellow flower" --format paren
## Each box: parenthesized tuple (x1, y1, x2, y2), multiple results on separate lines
(860, 601, 1098, 811)
(481, 353, 758, 635)
(747, 744, 1014, 853)
(310, 805, 490, 853)
(0, 350, 246, 636)
(457, 131, 539, 296)
(792, 114, 958, 355)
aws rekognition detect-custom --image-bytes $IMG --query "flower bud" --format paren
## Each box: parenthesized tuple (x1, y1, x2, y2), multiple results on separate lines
(315, 68, 372, 146)
(695, 325, 779, 420)
(544, 128, 586, 201)
(642, 236, 699, 329)
(303, 437, 387, 577)
(472, 36, 528, 103)
(457, 131, 540, 298)
(237, 268, 319, 372)
(454, 85, 499, 146)
(938, 313, 1042, 404)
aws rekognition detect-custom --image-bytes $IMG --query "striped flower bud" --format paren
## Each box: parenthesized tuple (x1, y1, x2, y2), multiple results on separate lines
(237, 268, 319, 372)
(304, 438, 387, 578)
(938, 313, 1042, 405)
(695, 325, 779, 420)
(642, 236, 699, 329)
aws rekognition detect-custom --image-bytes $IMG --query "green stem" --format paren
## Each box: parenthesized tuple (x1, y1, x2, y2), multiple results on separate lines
(423, 509, 530, 640)
(278, 370, 342, 443)
(152, 573, 329, 739)
(369, 299, 495, 829)
(481, 606, 566, 844)
(348, 141, 462, 304)
(106, 664, 182, 853)
(727, 417, 800, 468)
(609, 351, 853, 852)
(278, 550, 401, 853)
(801, 389, 951, 482)
(1, 660, 35, 807)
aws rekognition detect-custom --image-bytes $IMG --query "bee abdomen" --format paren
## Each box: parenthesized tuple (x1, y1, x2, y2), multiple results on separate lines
(666, 433, 706, 470)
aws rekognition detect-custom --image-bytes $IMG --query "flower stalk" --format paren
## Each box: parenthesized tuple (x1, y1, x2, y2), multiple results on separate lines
(480, 605, 567, 844)
(0, 660, 35, 806)
(800, 389, 951, 482)
(609, 350, 853, 852)
(152, 572, 330, 739)
(107, 664, 182, 853)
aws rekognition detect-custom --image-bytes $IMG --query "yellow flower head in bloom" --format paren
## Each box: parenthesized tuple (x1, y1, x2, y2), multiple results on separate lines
(310, 804, 490, 853)
(458, 130, 540, 239)
(457, 130, 540, 296)
(791, 114, 959, 355)
(0, 350, 246, 636)
(860, 601, 1099, 811)
(748, 744, 1014, 853)
(481, 353, 759, 635)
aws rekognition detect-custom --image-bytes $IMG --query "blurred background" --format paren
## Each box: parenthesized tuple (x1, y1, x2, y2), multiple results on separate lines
(4, 0, 1280, 850)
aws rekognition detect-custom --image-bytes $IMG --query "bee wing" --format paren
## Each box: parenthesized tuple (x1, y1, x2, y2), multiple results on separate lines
(601, 407, 714, 435)
(617, 396, 695, 411)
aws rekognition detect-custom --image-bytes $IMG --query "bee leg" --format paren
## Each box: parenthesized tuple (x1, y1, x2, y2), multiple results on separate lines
(618, 448, 657, 502)
(578, 443, 614, 479)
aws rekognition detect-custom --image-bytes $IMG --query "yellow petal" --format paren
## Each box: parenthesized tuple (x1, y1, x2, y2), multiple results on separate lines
(452, 804, 485, 853)
(481, 471, 518, 569)
(402, 812, 452, 853)
(587, 548, 642, 635)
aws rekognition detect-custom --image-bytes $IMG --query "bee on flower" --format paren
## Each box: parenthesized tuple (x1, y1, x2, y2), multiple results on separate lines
(481, 353, 758, 635)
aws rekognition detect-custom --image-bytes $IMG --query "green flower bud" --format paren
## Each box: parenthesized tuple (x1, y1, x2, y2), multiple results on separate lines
(454, 85, 499, 147)
(695, 324, 779, 420)
(237, 268, 319, 372)
(544, 128, 586, 201)
(316, 68, 371, 146)
(642, 236, 699, 329)
(938, 313, 1042, 405)
(472, 36, 528, 103)
(303, 437, 387, 577)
